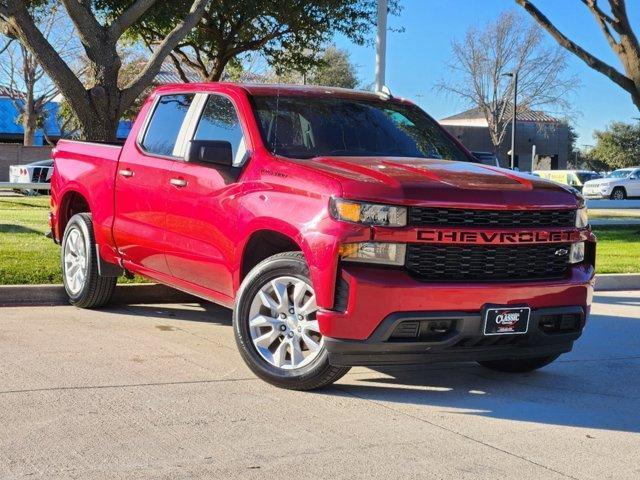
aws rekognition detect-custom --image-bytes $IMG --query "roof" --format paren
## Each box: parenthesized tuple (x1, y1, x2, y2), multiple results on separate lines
(153, 82, 387, 102)
(0, 96, 60, 136)
(442, 106, 560, 123)
(153, 61, 202, 84)
(0, 96, 131, 142)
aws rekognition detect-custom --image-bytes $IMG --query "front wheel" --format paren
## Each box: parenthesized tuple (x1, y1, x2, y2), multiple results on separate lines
(478, 354, 560, 373)
(61, 213, 116, 308)
(233, 252, 350, 390)
(610, 187, 626, 200)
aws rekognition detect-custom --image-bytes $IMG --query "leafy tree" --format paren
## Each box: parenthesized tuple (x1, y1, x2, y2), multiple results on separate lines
(0, 0, 208, 141)
(0, 2, 78, 145)
(274, 46, 359, 88)
(589, 121, 640, 169)
(106, 0, 398, 82)
(516, 0, 640, 110)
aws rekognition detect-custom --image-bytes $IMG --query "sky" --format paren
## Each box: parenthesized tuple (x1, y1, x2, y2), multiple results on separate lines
(334, 0, 640, 146)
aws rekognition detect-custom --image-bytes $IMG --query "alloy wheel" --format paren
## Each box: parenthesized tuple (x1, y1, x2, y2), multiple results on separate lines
(63, 227, 88, 295)
(248, 276, 323, 370)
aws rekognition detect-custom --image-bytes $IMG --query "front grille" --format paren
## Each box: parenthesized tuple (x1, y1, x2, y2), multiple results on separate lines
(406, 243, 571, 282)
(409, 207, 575, 228)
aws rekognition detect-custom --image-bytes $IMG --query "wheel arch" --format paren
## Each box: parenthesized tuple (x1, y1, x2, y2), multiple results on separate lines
(58, 189, 91, 237)
(240, 229, 303, 281)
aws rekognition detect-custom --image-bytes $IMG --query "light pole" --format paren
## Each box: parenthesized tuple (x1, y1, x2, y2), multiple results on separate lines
(375, 0, 387, 92)
(503, 71, 518, 169)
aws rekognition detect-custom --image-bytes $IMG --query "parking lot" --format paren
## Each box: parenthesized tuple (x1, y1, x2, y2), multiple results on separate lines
(1, 291, 639, 480)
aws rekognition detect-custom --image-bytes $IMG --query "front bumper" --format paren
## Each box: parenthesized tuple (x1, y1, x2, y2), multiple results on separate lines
(317, 263, 594, 341)
(582, 186, 611, 198)
(325, 306, 585, 367)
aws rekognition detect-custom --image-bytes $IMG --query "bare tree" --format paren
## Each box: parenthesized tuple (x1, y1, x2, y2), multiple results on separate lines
(0, 4, 78, 145)
(0, 0, 208, 142)
(516, 0, 640, 110)
(437, 11, 577, 152)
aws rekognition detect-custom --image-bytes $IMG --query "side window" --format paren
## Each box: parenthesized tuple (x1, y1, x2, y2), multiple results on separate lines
(194, 95, 246, 165)
(142, 94, 194, 157)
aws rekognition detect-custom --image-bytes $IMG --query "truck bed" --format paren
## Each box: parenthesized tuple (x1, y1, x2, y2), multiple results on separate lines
(51, 139, 124, 256)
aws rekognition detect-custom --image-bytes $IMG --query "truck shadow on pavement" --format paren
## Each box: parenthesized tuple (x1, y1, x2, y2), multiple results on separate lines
(330, 310, 640, 434)
(104, 298, 640, 434)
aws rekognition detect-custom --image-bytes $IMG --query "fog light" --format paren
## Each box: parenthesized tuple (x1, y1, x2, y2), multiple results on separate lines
(569, 242, 585, 264)
(339, 242, 406, 266)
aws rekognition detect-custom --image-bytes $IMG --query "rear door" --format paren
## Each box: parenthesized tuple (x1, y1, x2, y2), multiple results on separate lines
(164, 93, 248, 297)
(113, 93, 195, 274)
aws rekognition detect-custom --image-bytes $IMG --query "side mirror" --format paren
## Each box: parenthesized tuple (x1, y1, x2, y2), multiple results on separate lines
(185, 140, 233, 166)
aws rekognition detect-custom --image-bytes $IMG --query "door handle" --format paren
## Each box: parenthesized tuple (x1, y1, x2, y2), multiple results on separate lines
(119, 168, 134, 178)
(170, 177, 188, 188)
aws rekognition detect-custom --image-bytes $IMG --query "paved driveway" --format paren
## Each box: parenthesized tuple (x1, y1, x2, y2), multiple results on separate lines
(1, 292, 639, 479)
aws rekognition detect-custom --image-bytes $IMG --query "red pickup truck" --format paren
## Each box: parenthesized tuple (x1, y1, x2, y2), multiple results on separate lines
(50, 83, 595, 390)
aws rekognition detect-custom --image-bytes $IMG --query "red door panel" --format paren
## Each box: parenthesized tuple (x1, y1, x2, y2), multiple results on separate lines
(164, 161, 236, 297)
(113, 154, 174, 274)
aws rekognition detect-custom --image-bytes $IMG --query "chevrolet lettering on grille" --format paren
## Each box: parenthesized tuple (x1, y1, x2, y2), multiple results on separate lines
(416, 229, 579, 244)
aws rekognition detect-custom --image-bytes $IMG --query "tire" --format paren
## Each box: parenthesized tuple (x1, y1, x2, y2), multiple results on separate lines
(233, 251, 350, 390)
(61, 213, 117, 308)
(610, 187, 626, 200)
(478, 354, 560, 373)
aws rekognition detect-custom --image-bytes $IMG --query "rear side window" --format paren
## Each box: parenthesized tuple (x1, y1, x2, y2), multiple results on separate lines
(142, 94, 194, 156)
(194, 95, 246, 165)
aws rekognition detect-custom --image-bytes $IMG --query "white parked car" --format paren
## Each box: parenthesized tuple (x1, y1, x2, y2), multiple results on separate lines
(9, 159, 54, 195)
(582, 167, 640, 199)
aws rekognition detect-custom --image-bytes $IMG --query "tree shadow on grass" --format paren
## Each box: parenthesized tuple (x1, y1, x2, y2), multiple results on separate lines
(0, 223, 44, 235)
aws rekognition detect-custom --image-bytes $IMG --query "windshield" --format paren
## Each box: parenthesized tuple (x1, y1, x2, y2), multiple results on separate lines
(610, 170, 632, 179)
(251, 95, 472, 162)
(575, 172, 600, 183)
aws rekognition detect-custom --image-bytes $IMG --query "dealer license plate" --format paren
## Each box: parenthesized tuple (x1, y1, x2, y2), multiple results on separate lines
(483, 306, 530, 335)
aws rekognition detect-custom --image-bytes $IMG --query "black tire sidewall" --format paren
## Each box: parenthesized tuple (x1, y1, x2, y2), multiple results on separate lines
(61, 213, 96, 303)
(233, 253, 332, 385)
(611, 187, 626, 200)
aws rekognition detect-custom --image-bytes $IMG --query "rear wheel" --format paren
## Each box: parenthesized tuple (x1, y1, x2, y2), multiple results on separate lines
(478, 354, 560, 373)
(233, 252, 350, 390)
(610, 187, 626, 200)
(61, 213, 116, 308)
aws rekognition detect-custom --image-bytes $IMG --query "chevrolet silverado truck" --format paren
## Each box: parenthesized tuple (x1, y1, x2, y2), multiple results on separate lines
(50, 83, 596, 390)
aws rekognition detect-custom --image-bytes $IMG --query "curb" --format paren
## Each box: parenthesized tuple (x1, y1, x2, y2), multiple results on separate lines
(0, 275, 638, 307)
(0, 283, 198, 307)
(594, 273, 640, 292)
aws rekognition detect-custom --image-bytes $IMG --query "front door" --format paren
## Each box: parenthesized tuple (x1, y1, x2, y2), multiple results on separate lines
(113, 93, 195, 274)
(628, 169, 640, 196)
(164, 93, 248, 297)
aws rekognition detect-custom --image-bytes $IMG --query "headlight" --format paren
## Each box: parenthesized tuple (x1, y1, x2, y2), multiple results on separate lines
(575, 207, 588, 228)
(569, 242, 585, 264)
(330, 198, 407, 227)
(339, 242, 406, 266)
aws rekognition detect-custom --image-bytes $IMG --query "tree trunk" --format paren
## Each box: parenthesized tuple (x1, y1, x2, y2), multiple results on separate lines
(23, 80, 37, 146)
(23, 113, 37, 146)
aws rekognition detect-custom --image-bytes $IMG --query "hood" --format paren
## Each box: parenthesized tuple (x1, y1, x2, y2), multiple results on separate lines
(297, 156, 581, 209)
(585, 177, 623, 186)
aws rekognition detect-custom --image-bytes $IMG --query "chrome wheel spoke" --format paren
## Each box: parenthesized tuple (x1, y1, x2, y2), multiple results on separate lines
(298, 294, 317, 316)
(290, 339, 304, 366)
(254, 329, 279, 349)
(271, 279, 289, 312)
(258, 290, 279, 312)
(249, 314, 278, 329)
(292, 281, 307, 310)
(273, 341, 289, 368)
(301, 332, 321, 352)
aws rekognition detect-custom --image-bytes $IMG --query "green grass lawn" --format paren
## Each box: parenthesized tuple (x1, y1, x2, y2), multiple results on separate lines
(0, 196, 142, 285)
(0, 195, 638, 284)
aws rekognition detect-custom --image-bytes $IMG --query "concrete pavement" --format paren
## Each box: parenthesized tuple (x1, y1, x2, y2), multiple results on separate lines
(0, 292, 639, 479)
